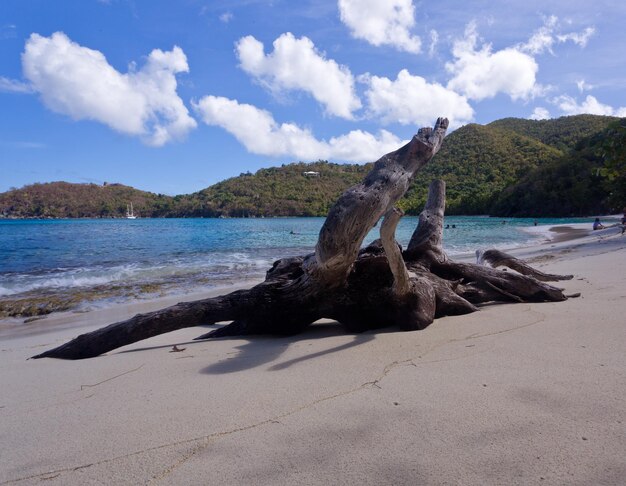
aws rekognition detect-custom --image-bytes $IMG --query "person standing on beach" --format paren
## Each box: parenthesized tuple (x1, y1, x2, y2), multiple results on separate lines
(621, 209, 626, 235)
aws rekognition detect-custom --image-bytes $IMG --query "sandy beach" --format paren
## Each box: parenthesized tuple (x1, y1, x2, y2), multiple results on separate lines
(1, 224, 625, 485)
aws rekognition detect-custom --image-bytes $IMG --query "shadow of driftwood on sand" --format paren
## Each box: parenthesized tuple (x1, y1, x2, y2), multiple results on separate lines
(268, 333, 375, 372)
(109, 321, 377, 375)
(200, 322, 375, 375)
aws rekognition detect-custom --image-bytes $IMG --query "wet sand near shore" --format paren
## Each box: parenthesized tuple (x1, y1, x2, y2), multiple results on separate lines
(548, 225, 591, 243)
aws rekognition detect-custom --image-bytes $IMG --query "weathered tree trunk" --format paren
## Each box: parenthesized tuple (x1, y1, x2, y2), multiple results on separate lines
(32, 118, 574, 360)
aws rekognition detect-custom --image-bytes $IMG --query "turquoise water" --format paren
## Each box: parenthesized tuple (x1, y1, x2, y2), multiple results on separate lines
(0, 216, 597, 304)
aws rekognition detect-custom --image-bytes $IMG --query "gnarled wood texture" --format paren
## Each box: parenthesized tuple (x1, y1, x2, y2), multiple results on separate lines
(476, 249, 573, 281)
(32, 117, 574, 360)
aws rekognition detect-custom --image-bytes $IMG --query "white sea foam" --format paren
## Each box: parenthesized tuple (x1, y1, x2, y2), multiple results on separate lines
(0, 251, 276, 297)
(0, 266, 137, 296)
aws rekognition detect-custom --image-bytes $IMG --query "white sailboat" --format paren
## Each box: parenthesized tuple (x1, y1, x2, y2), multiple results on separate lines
(126, 202, 137, 219)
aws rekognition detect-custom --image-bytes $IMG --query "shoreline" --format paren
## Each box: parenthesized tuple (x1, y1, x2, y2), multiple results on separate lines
(1, 213, 623, 220)
(546, 225, 590, 243)
(0, 221, 619, 335)
(0, 278, 263, 341)
(1, 224, 625, 484)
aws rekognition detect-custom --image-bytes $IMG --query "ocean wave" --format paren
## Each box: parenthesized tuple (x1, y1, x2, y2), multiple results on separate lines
(0, 252, 277, 297)
(1, 217, 571, 300)
(0, 269, 137, 296)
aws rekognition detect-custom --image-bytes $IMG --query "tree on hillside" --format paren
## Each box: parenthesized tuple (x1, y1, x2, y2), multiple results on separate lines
(600, 118, 626, 210)
(491, 117, 626, 217)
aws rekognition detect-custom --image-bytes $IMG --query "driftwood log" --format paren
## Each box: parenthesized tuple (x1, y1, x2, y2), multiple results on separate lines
(33, 118, 574, 360)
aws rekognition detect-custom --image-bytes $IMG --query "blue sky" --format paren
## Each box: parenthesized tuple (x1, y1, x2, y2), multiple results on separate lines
(1, 0, 625, 195)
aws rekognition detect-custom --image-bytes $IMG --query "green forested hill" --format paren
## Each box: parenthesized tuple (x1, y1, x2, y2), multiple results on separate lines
(1, 115, 621, 219)
(0, 164, 371, 218)
(400, 123, 564, 214)
(0, 182, 174, 218)
(491, 118, 626, 216)
(176, 161, 371, 217)
(488, 115, 617, 151)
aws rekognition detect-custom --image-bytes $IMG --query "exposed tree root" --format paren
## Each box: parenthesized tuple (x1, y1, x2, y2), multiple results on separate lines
(32, 118, 574, 360)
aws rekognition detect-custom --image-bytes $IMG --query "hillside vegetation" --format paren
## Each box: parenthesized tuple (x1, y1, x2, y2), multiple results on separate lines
(491, 117, 626, 216)
(488, 114, 615, 151)
(0, 182, 174, 218)
(401, 123, 564, 214)
(175, 161, 370, 217)
(1, 115, 622, 219)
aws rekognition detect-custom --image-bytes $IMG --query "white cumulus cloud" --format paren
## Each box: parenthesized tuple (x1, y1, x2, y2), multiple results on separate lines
(338, 0, 421, 54)
(193, 95, 406, 162)
(530, 107, 550, 120)
(446, 22, 539, 101)
(576, 79, 593, 93)
(236, 33, 361, 119)
(520, 16, 595, 55)
(554, 95, 626, 117)
(428, 30, 439, 58)
(520, 15, 559, 55)
(0, 76, 33, 93)
(22, 32, 196, 146)
(557, 27, 595, 48)
(219, 12, 233, 23)
(362, 69, 473, 129)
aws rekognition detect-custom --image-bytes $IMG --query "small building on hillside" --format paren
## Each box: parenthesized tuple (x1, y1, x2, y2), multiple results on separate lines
(302, 171, 320, 177)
